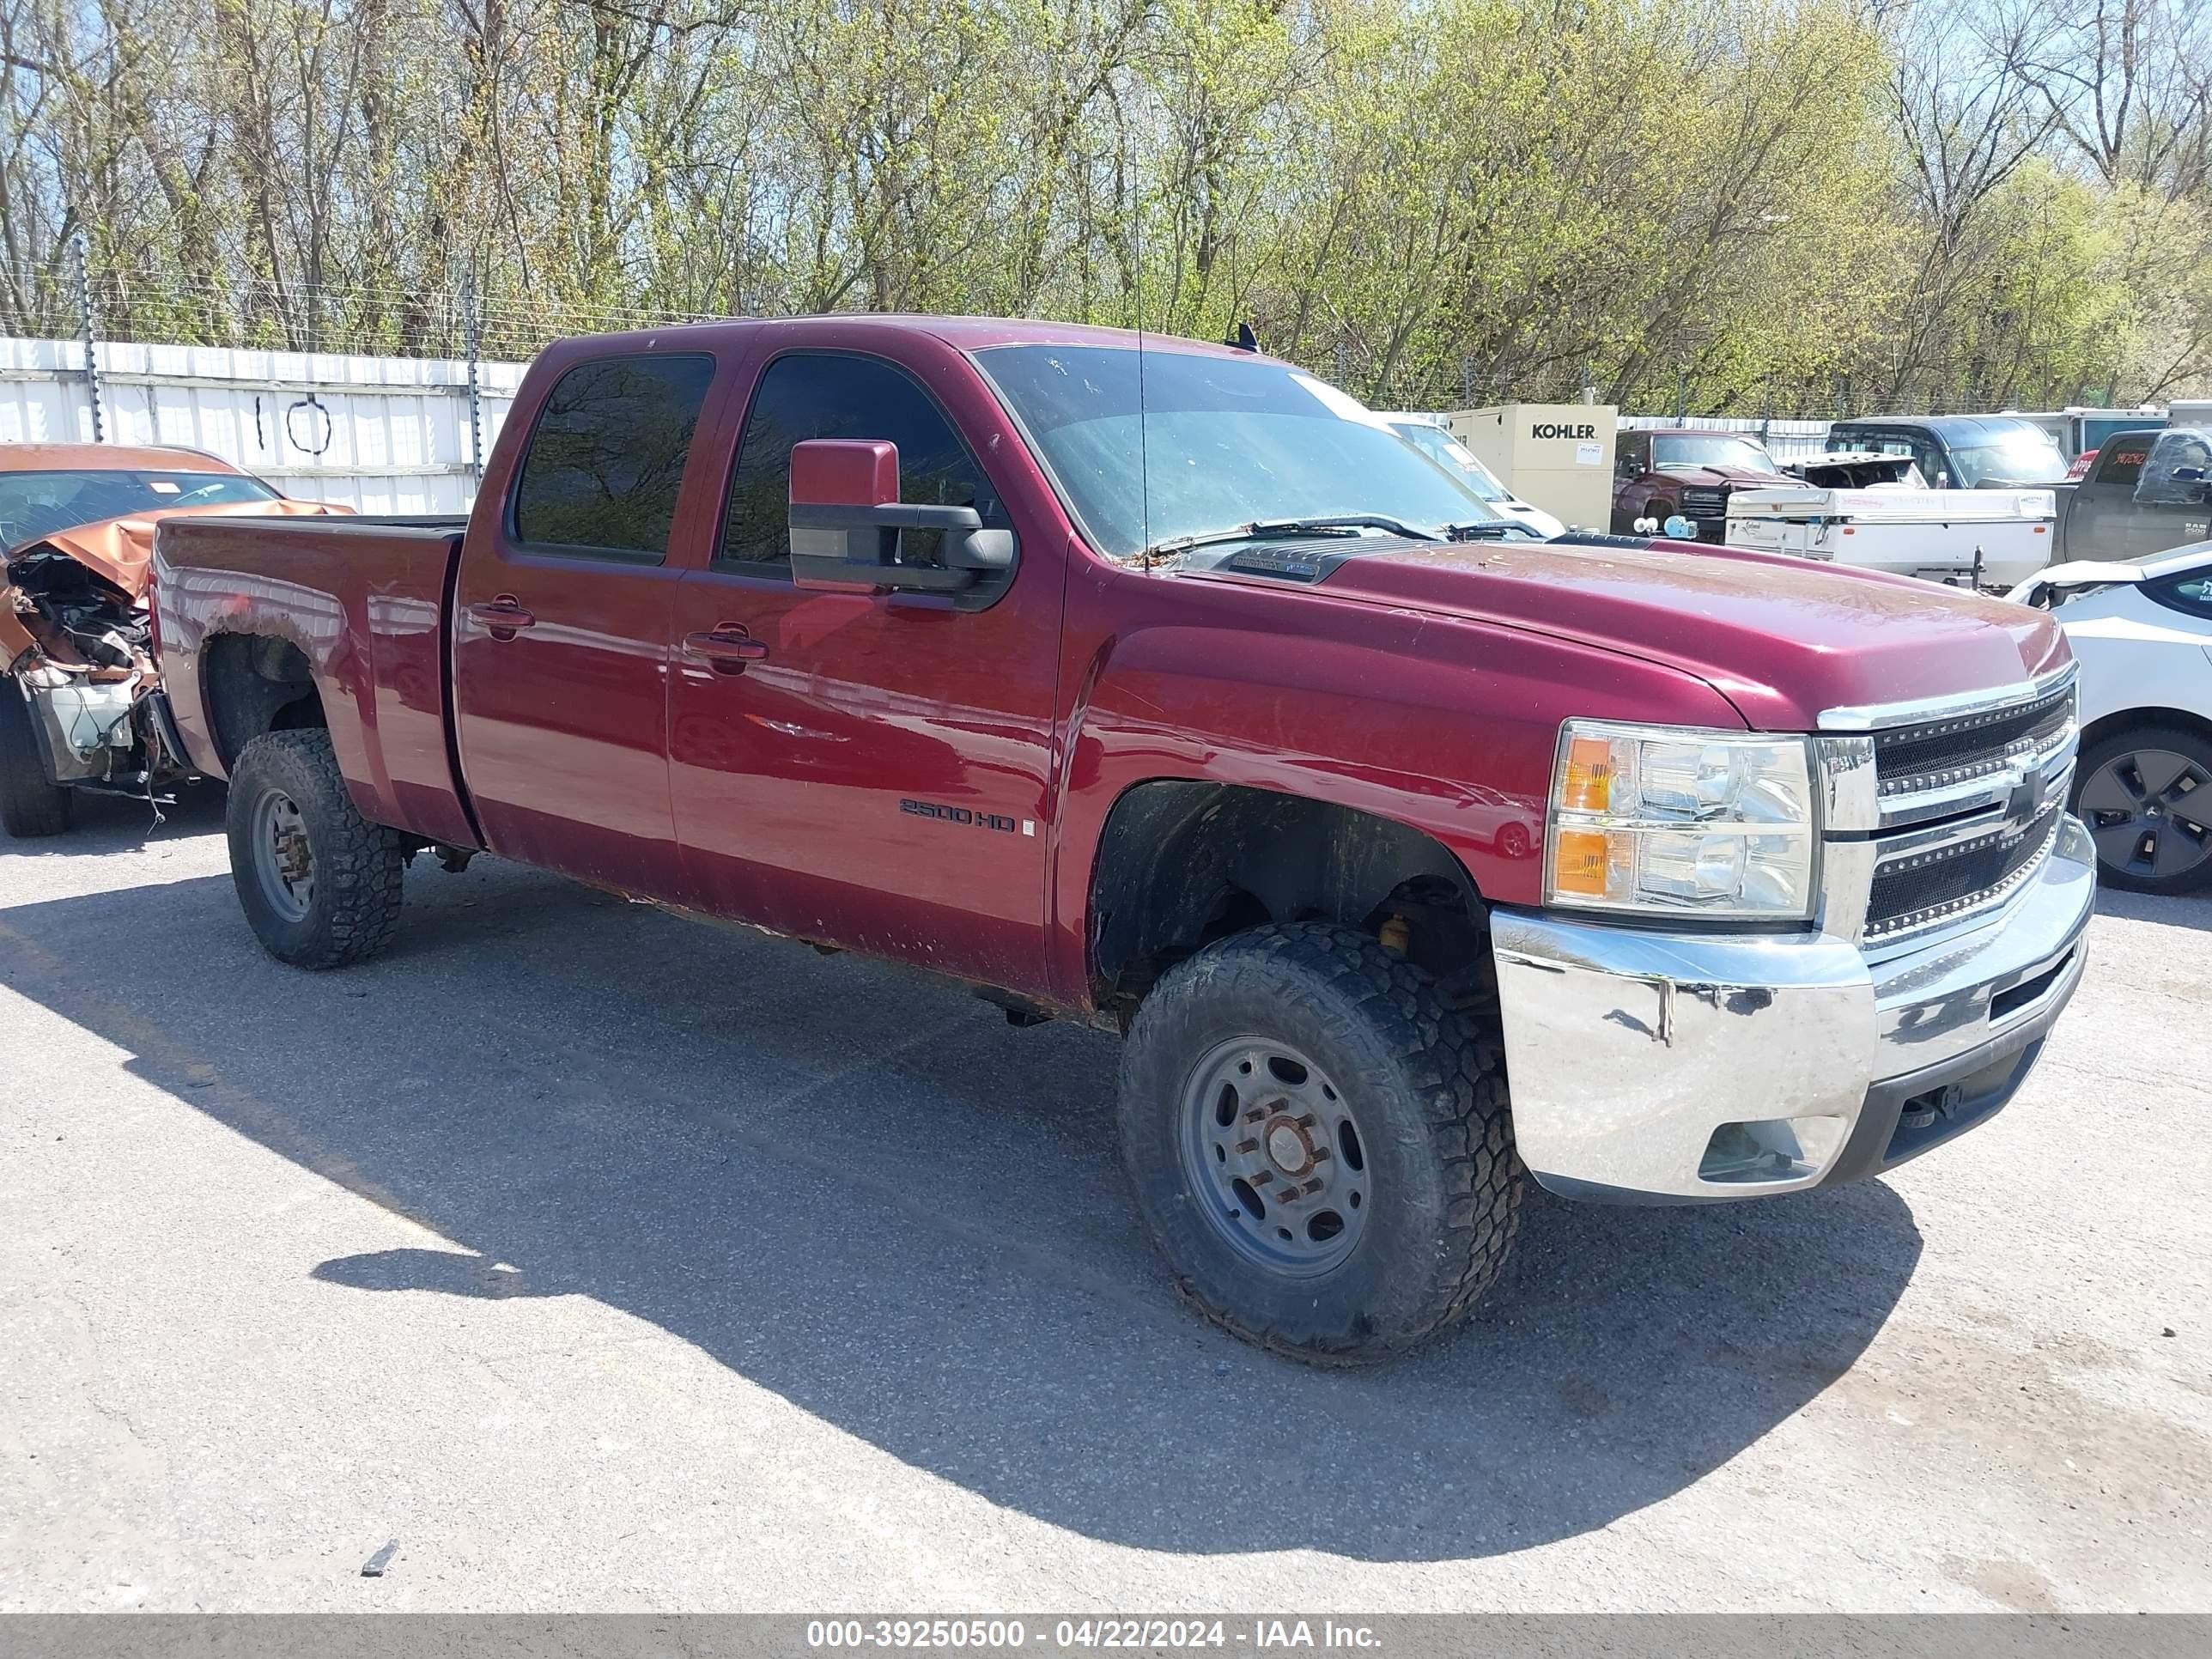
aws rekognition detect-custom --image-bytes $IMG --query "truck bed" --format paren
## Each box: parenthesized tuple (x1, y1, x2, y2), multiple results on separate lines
(155, 514, 477, 848)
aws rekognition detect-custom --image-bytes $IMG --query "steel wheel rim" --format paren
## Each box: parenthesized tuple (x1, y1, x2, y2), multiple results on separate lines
(2078, 748, 2212, 884)
(1176, 1036, 1370, 1279)
(252, 788, 315, 922)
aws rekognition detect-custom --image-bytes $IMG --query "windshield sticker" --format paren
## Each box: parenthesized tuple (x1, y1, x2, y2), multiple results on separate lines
(148, 480, 181, 494)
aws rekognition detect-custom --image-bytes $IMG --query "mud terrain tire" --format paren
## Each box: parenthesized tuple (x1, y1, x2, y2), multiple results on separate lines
(227, 729, 404, 967)
(1119, 922, 1522, 1364)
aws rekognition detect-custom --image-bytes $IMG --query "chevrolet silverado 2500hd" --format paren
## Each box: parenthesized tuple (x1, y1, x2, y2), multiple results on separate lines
(152, 318, 2095, 1363)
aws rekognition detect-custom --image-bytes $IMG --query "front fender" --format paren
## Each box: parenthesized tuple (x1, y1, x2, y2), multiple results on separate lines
(1044, 570, 1748, 1006)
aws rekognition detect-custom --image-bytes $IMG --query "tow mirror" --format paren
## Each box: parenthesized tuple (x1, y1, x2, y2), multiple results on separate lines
(788, 439, 1013, 594)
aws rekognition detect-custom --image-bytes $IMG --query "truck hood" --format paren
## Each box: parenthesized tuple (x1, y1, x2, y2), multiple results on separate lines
(1252, 537, 2067, 731)
(1660, 465, 1785, 488)
(7, 498, 353, 599)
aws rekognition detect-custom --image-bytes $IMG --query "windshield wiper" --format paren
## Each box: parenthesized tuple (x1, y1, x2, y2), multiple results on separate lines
(1140, 523, 1276, 560)
(1249, 514, 1440, 542)
(1140, 514, 1440, 562)
(1443, 520, 1541, 540)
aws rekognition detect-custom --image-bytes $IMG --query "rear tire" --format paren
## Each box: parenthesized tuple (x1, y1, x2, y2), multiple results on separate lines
(226, 729, 405, 966)
(0, 678, 73, 838)
(2071, 725, 2212, 894)
(1118, 922, 1522, 1364)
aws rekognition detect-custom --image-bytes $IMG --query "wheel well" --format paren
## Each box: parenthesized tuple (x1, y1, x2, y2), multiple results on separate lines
(202, 633, 327, 769)
(2078, 706, 2212, 758)
(1088, 781, 1489, 1016)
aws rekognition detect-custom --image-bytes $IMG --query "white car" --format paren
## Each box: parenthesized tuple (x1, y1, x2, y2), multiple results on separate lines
(1377, 415, 1568, 538)
(2009, 542, 2212, 893)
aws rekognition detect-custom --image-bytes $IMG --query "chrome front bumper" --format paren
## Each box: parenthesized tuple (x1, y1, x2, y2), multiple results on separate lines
(1490, 815, 2096, 1202)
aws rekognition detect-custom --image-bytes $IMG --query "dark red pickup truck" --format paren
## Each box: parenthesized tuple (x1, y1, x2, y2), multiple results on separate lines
(153, 316, 2095, 1363)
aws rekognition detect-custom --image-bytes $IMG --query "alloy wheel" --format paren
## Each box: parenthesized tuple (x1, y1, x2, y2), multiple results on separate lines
(2077, 747, 2212, 885)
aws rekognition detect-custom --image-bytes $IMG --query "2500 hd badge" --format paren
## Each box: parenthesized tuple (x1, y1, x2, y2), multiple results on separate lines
(901, 799, 1019, 834)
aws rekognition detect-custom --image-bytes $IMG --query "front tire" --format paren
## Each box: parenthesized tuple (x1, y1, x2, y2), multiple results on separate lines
(226, 729, 405, 966)
(0, 678, 74, 838)
(2071, 725, 2212, 894)
(1118, 923, 1522, 1364)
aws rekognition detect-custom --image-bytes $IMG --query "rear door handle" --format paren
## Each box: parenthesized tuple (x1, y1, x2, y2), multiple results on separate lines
(684, 627, 770, 674)
(469, 595, 537, 639)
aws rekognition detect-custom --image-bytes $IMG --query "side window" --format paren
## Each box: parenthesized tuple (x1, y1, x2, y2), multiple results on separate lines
(2135, 432, 2212, 507)
(2095, 441, 2154, 486)
(511, 354, 715, 562)
(1856, 434, 1918, 463)
(1906, 439, 1948, 485)
(2145, 574, 2212, 619)
(719, 353, 995, 572)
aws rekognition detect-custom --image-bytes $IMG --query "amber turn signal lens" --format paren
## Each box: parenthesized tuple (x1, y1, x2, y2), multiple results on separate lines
(1551, 828, 1611, 897)
(1560, 736, 1613, 814)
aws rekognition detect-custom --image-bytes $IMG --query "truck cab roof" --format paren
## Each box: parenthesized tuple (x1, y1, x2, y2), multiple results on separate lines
(1833, 414, 2050, 441)
(526, 313, 1273, 364)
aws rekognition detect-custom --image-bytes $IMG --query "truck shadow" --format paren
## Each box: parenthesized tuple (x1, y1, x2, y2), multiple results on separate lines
(0, 856, 1923, 1562)
(4, 781, 228, 853)
(2095, 886, 2212, 930)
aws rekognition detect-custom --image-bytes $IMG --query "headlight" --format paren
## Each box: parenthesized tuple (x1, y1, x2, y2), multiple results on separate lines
(1544, 720, 1818, 920)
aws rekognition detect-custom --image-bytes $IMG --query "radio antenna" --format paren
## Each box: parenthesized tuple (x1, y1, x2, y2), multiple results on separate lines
(1135, 207, 1151, 568)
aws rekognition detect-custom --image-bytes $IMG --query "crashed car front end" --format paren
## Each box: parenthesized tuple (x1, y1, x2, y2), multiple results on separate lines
(3, 498, 349, 812)
(3, 517, 176, 795)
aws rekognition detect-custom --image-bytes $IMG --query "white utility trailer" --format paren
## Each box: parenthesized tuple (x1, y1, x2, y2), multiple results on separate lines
(1723, 486, 2058, 589)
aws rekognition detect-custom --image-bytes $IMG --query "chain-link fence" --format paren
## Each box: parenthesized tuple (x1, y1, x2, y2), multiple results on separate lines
(3, 253, 2102, 466)
(2, 253, 734, 366)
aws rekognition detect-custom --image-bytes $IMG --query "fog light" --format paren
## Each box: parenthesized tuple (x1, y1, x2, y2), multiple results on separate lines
(1698, 1115, 1847, 1183)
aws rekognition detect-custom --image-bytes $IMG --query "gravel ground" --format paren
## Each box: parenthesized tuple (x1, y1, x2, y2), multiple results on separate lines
(2, 790, 2207, 1613)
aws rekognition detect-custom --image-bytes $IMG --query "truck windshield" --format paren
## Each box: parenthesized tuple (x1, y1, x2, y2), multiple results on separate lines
(975, 344, 1502, 558)
(1948, 434, 2069, 487)
(1650, 435, 1780, 473)
(0, 468, 276, 551)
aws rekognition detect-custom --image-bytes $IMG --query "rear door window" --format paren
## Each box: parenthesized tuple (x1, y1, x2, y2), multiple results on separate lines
(511, 354, 716, 562)
(717, 352, 994, 572)
(2094, 440, 2155, 487)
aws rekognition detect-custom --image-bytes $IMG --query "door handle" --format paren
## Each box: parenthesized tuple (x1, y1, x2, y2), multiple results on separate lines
(684, 627, 770, 674)
(469, 595, 537, 640)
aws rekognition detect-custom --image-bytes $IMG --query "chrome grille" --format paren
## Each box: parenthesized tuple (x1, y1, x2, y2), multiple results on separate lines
(1872, 683, 2075, 830)
(1848, 671, 2079, 949)
(1864, 799, 2063, 943)
(1679, 487, 1728, 520)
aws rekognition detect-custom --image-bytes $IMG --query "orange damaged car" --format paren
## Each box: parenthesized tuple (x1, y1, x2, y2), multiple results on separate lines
(1, 443, 350, 836)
